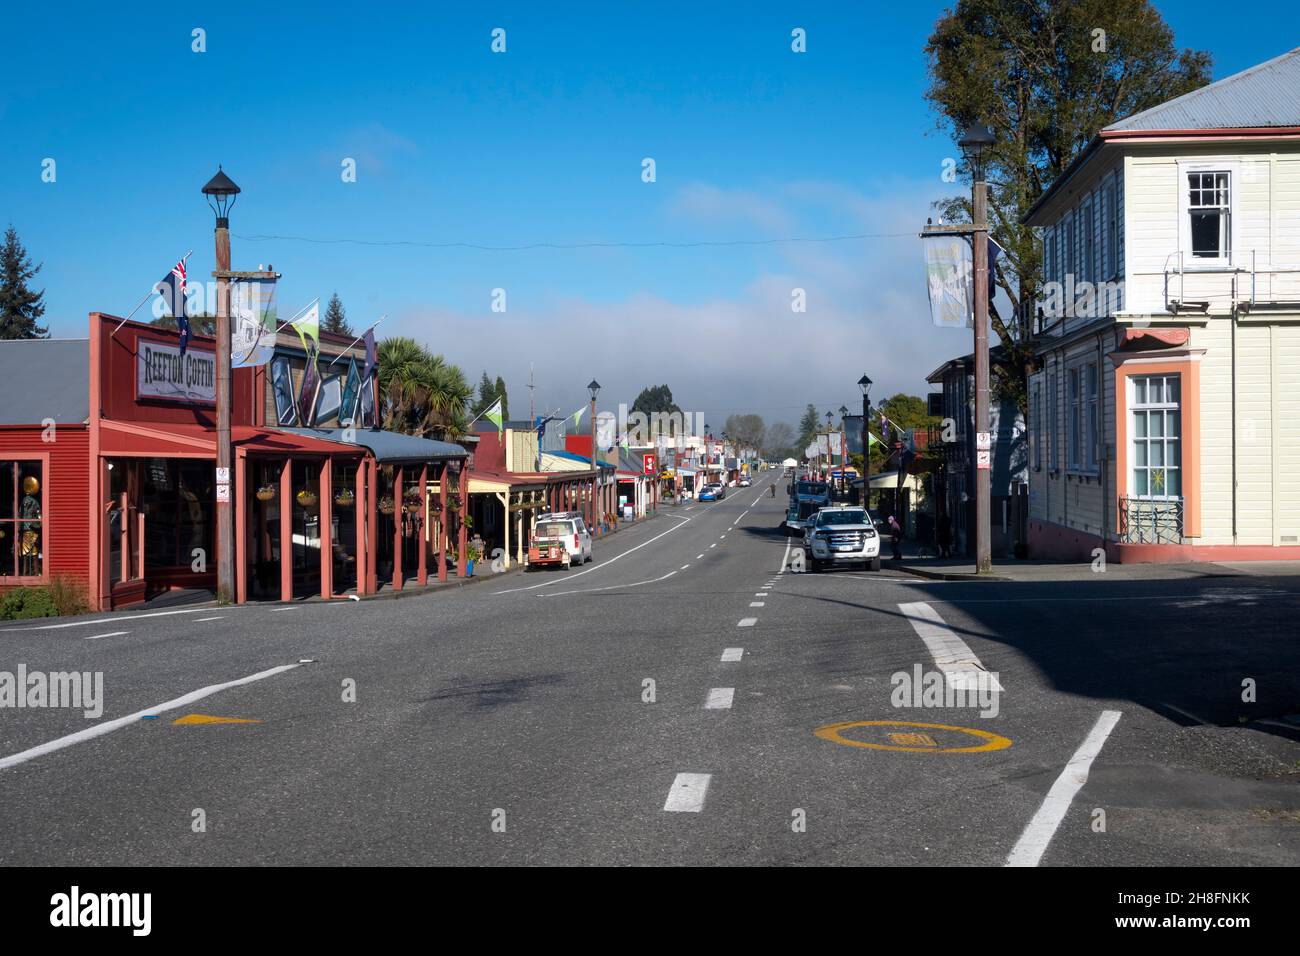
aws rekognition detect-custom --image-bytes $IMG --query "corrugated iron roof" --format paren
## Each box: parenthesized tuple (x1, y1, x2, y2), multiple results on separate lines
(1105, 46, 1300, 132)
(0, 339, 90, 425)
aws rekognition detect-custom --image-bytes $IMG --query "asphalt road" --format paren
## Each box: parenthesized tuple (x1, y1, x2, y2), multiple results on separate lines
(2, 470, 1298, 866)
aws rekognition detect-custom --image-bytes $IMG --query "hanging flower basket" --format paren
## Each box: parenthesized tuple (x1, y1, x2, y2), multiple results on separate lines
(404, 500, 422, 514)
(334, 489, 355, 507)
(378, 496, 395, 515)
(296, 490, 318, 508)
(255, 485, 277, 502)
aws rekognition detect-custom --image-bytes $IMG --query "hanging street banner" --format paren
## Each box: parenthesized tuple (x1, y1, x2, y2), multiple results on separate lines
(924, 235, 973, 329)
(231, 276, 279, 368)
(138, 340, 216, 404)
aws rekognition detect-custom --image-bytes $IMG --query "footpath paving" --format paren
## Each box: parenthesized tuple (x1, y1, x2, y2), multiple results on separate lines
(886, 539, 1300, 583)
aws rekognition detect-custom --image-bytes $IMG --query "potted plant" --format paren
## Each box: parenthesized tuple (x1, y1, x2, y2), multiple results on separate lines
(296, 489, 318, 508)
(256, 484, 277, 502)
(378, 495, 395, 515)
(334, 487, 355, 507)
(466, 542, 483, 576)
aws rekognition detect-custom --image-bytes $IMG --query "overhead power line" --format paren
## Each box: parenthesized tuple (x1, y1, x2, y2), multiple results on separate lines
(234, 231, 913, 252)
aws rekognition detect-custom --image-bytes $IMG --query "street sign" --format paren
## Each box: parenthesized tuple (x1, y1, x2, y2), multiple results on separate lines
(216, 482, 231, 502)
(976, 450, 991, 470)
(976, 432, 992, 451)
(216, 467, 230, 483)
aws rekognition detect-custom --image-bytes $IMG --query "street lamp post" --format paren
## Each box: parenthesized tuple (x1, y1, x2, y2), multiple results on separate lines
(202, 167, 240, 603)
(858, 375, 872, 509)
(838, 405, 848, 495)
(959, 121, 995, 575)
(824, 410, 833, 484)
(588, 380, 600, 530)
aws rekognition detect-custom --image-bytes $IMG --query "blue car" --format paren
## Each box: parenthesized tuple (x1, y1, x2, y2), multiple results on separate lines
(699, 487, 719, 502)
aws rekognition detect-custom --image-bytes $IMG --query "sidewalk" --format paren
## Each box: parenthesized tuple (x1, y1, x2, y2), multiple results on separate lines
(885, 538, 1300, 583)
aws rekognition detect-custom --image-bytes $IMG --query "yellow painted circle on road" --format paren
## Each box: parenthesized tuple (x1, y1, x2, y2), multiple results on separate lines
(814, 719, 1012, 753)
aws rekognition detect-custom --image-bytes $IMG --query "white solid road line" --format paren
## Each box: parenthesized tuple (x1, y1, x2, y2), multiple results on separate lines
(705, 687, 735, 710)
(737, 617, 757, 627)
(494, 512, 692, 594)
(195, 616, 224, 622)
(0, 663, 302, 773)
(897, 601, 1004, 692)
(85, 631, 128, 641)
(1006, 710, 1123, 867)
(270, 607, 300, 612)
(779, 539, 792, 573)
(539, 570, 677, 598)
(1, 605, 232, 633)
(663, 772, 712, 812)
(721, 647, 744, 662)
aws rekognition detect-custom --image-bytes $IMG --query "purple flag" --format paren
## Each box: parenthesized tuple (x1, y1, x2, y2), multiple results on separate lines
(363, 327, 377, 381)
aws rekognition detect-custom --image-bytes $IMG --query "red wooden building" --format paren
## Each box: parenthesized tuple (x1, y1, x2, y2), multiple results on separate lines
(0, 314, 470, 611)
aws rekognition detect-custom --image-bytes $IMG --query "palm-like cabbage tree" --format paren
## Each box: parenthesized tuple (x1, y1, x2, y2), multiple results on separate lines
(376, 336, 472, 440)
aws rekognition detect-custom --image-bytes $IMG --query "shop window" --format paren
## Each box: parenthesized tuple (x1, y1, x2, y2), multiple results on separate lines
(1, 461, 44, 578)
(1131, 375, 1181, 499)
(339, 358, 360, 427)
(315, 373, 343, 425)
(271, 356, 298, 426)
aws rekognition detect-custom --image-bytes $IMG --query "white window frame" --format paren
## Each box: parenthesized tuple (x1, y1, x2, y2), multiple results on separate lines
(1047, 371, 1059, 472)
(1031, 380, 1042, 471)
(1086, 362, 1099, 471)
(1104, 175, 1118, 280)
(1066, 367, 1081, 470)
(1177, 160, 1238, 269)
(1129, 375, 1181, 500)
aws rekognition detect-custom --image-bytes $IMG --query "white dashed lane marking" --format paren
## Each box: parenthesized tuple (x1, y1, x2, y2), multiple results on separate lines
(737, 618, 757, 627)
(84, 631, 128, 641)
(704, 688, 735, 710)
(663, 773, 711, 813)
(749, 602, 765, 607)
(720, 648, 744, 662)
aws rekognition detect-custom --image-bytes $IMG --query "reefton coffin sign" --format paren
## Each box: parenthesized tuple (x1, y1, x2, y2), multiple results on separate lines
(137, 340, 216, 404)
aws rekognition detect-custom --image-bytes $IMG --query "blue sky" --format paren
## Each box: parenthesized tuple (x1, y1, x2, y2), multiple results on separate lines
(1, 1, 1291, 429)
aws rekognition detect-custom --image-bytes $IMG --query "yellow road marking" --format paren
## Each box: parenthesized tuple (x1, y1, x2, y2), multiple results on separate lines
(814, 720, 1011, 753)
(172, 714, 261, 726)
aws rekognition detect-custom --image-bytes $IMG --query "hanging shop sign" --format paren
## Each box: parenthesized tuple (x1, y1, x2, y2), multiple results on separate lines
(137, 341, 216, 405)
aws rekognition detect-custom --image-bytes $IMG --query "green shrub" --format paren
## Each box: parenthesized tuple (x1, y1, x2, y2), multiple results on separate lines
(1, 586, 59, 620)
(48, 574, 90, 617)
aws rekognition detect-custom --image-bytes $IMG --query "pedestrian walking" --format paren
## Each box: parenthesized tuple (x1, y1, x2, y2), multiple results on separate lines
(888, 514, 902, 560)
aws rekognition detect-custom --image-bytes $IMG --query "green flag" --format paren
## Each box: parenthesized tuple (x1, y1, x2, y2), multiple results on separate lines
(290, 299, 320, 357)
(484, 398, 504, 434)
(570, 405, 587, 428)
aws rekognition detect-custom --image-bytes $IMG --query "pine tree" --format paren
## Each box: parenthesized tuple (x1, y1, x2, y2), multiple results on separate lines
(322, 292, 352, 335)
(475, 371, 495, 415)
(494, 375, 509, 419)
(0, 225, 49, 339)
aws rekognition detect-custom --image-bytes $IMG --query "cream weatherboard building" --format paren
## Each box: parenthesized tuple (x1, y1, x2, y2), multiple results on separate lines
(1026, 46, 1300, 562)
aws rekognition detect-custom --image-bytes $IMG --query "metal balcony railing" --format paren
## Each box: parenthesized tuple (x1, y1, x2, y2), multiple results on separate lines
(1118, 496, 1183, 544)
(1163, 250, 1300, 314)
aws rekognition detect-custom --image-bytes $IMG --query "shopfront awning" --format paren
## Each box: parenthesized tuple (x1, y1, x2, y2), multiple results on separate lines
(99, 420, 366, 458)
(278, 427, 467, 463)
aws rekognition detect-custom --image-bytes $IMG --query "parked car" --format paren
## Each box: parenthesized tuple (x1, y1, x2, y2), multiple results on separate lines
(739, 476, 752, 487)
(802, 505, 881, 572)
(526, 513, 593, 569)
(699, 482, 726, 501)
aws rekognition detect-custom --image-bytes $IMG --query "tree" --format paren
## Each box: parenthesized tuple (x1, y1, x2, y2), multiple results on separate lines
(376, 337, 473, 440)
(323, 292, 352, 336)
(925, 0, 1211, 410)
(871, 393, 940, 471)
(631, 385, 681, 418)
(0, 225, 48, 339)
(151, 314, 217, 337)
(723, 413, 766, 453)
(764, 421, 796, 459)
(796, 405, 820, 455)
(494, 375, 509, 420)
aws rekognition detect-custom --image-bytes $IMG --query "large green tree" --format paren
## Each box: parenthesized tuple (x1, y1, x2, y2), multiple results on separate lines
(925, 0, 1211, 410)
(377, 336, 473, 440)
(630, 384, 681, 418)
(0, 225, 48, 339)
(764, 421, 796, 459)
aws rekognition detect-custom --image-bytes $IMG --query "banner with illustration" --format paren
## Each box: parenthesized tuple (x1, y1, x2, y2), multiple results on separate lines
(231, 276, 279, 368)
(923, 235, 973, 329)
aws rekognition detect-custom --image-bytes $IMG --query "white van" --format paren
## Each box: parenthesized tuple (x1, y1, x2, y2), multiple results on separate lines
(529, 513, 593, 567)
